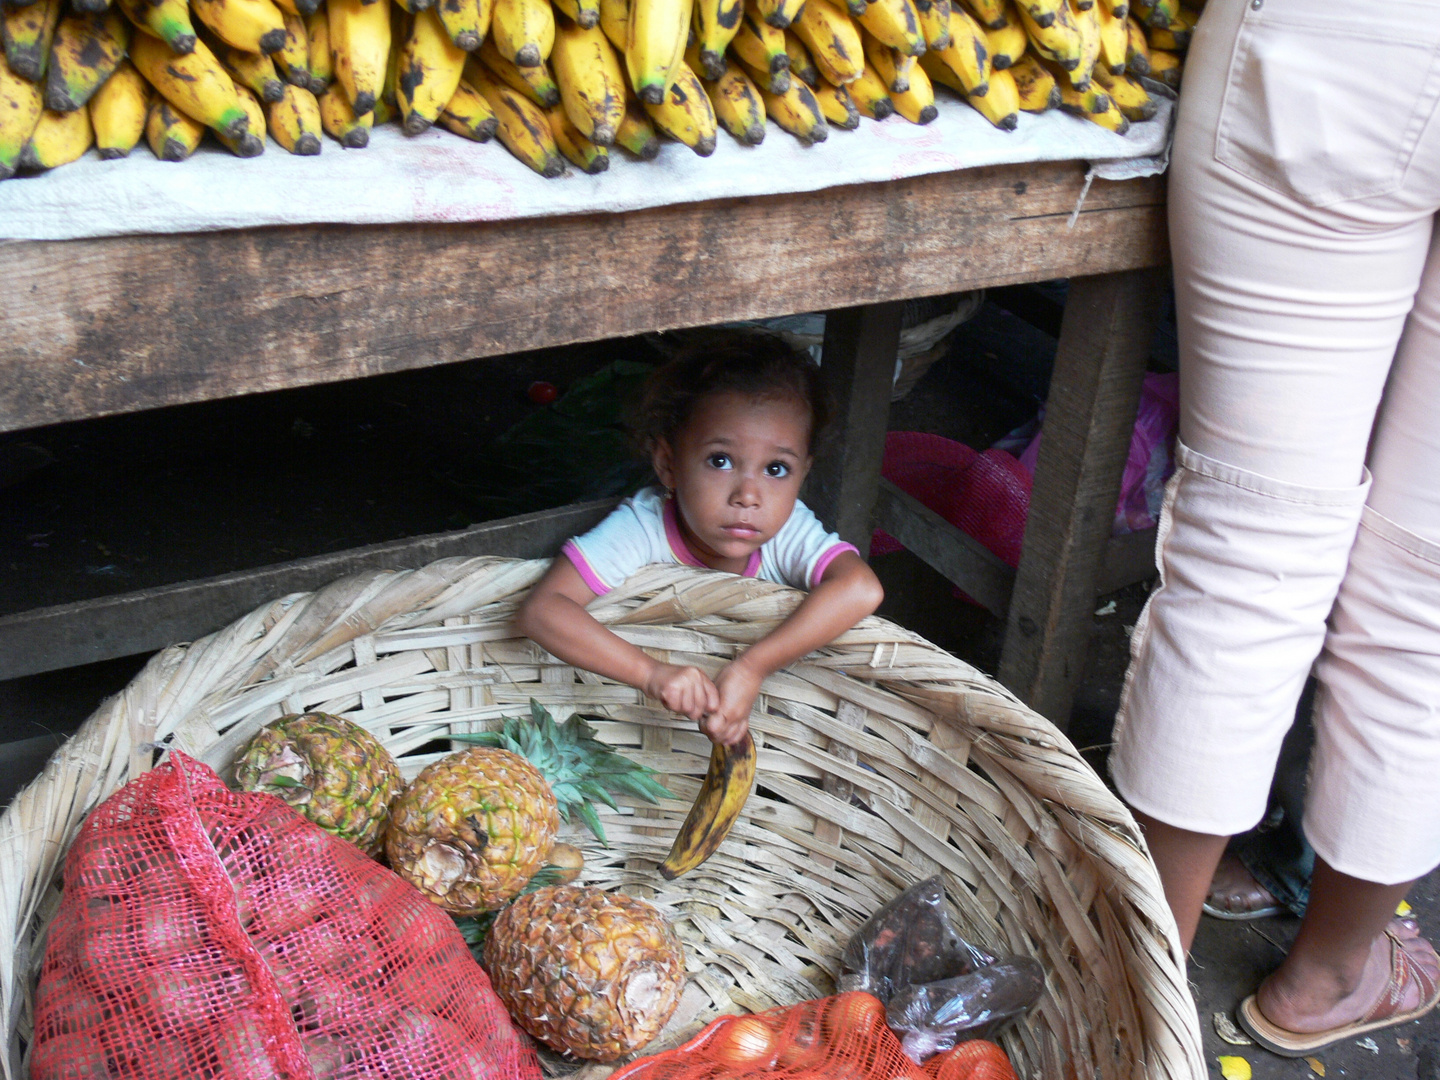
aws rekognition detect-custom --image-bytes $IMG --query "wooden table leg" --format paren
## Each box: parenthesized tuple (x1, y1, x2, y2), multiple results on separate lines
(997, 269, 1164, 728)
(805, 301, 905, 555)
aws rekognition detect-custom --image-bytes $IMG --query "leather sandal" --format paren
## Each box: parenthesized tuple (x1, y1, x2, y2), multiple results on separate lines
(1202, 853, 1287, 921)
(1236, 929, 1440, 1057)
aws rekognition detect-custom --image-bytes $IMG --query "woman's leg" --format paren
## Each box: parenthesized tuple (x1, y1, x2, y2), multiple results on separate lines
(1109, 0, 1438, 950)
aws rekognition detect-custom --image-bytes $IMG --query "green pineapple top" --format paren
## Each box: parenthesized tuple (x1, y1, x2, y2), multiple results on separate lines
(450, 699, 673, 847)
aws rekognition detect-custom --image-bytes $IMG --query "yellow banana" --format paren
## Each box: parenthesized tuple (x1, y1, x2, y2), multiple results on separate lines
(271, 10, 312, 86)
(1009, 50, 1057, 110)
(492, 0, 553, 66)
(1091, 62, 1152, 120)
(394, 0, 432, 16)
(752, 0, 803, 30)
(0, 52, 42, 176)
(545, 100, 607, 170)
(1145, 0, 1176, 28)
(1130, 0, 1151, 26)
(272, 0, 321, 19)
(437, 0, 488, 50)
(145, 96, 204, 158)
(17, 102, 89, 168)
(320, 80, 374, 142)
(130, 32, 251, 137)
(220, 44, 286, 101)
(553, 0, 601, 29)
(1046, 53, 1125, 129)
(731, 5, 789, 90)
(702, 55, 763, 143)
(1067, 0, 1098, 87)
(694, 0, 742, 79)
(115, 0, 198, 53)
(44, 10, 128, 112)
(373, 20, 402, 120)
(191, 0, 288, 55)
(469, 62, 565, 173)
(643, 58, 714, 153)
(1176, 2, 1196, 29)
(856, 0, 923, 56)
(306, 9, 332, 90)
(818, 0, 865, 20)
(1017, 0, 1080, 70)
(734, 51, 783, 95)
(968, 60, 1016, 125)
(887, 53, 934, 122)
(598, 0, 626, 50)
(925, 5, 987, 94)
(761, 74, 824, 142)
(812, 75, 857, 126)
(614, 85, 658, 155)
(916, 47, 959, 90)
(984, 3, 1024, 68)
(265, 79, 322, 149)
(790, 0, 861, 85)
(1147, 21, 1186, 51)
(1012, 0, 1062, 28)
(847, 60, 892, 118)
(551, 17, 624, 144)
(1097, 0, 1127, 20)
(625, 0, 687, 101)
(958, 0, 1005, 28)
(398, 7, 466, 132)
(4, 0, 62, 83)
(437, 74, 495, 137)
(782, 29, 817, 86)
(90, 57, 149, 156)
(215, 82, 266, 153)
(1122, 13, 1147, 73)
(329, 0, 391, 115)
(476, 42, 558, 104)
(915, 0, 950, 50)
(658, 733, 756, 880)
(1095, 0, 1126, 73)
(1146, 44, 1179, 87)
(862, 32, 912, 93)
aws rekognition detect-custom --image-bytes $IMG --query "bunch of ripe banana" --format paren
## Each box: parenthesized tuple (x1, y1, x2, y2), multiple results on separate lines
(0, 0, 1191, 181)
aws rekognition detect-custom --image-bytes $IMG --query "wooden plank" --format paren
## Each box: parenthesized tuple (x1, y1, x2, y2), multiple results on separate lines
(0, 498, 618, 682)
(807, 302, 903, 553)
(996, 269, 1164, 728)
(1096, 525, 1158, 595)
(873, 478, 1014, 616)
(0, 166, 1166, 433)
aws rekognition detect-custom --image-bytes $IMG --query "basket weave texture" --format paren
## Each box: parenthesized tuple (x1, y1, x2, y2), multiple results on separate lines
(0, 559, 1204, 1080)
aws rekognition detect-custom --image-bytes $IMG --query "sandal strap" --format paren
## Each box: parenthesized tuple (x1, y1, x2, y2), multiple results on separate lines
(1361, 931, 1440, 1025)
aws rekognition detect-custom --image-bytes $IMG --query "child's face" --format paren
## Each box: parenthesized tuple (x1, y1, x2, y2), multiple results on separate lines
(653, 391, 813, 573)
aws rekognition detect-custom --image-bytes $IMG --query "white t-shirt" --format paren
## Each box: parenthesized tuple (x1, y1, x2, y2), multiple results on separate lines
(562, 486, 857, 595)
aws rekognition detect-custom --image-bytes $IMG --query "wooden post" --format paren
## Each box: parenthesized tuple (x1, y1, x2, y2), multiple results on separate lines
(806, 301, 904, 555)
(997, 269, 1164, 728)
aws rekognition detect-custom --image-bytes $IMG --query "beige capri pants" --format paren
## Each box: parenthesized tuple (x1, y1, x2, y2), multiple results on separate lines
(1109, 0, 1440, 884)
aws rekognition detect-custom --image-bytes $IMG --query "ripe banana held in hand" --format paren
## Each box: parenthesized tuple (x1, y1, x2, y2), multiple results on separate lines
(659, 732, 757, 880)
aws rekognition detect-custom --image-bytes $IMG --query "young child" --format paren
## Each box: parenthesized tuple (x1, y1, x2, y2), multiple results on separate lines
(516, 334, 885, 747)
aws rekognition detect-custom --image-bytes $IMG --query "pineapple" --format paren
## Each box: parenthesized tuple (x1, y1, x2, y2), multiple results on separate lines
(233, 712, 402, 857)
(483, 885, 687, 1062)
(387, 700, 673, 915)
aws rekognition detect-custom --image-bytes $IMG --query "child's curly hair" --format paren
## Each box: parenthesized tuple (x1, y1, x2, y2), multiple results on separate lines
(633, 331, 831, 455)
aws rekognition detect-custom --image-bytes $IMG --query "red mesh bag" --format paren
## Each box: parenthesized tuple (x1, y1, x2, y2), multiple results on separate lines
(923, 1041, 1016, 1080)
(30, 752, 542, 1080)
(609, 993, 935, 1080)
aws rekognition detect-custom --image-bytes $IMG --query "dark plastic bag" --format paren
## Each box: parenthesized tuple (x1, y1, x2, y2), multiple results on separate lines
(885, 958, 1046, 1063)
(838, 876, 992, 1002)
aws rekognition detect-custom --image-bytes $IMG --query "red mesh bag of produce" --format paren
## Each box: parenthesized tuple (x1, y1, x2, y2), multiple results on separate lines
(30, 752, 542, 1080)
(610, 993, 937, 1080)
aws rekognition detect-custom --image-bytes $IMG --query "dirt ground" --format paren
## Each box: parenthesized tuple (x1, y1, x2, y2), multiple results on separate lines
(3, 294, 1438, 1078)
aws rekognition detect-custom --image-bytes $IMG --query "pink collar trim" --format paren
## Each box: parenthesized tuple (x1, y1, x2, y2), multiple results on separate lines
(662, 496, 761, 577)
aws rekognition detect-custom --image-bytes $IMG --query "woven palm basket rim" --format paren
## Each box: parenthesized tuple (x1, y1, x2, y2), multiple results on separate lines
(0, 557, 1204, 1080)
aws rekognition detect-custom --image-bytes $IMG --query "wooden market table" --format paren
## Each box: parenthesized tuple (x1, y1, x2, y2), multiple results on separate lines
(0, 159, 1167, 729)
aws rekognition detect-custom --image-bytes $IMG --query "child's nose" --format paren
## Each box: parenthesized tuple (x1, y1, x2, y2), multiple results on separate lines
(732, 477, 761, 506)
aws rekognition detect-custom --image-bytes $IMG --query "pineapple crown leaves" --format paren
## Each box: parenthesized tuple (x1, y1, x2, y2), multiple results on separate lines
(452, 864, 568, 954)
(449, 699, 674, 847)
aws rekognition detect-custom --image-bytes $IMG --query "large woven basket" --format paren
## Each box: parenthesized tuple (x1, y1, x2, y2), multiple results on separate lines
(0, 559, 1204, 1080)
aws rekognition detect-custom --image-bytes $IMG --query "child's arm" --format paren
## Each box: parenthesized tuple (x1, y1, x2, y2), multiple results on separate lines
(515, 557, 721, 723)
(702, 551, 884, 746)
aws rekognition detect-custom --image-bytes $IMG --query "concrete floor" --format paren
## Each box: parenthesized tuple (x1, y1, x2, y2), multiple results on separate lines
(4, 297, 1438, 1078)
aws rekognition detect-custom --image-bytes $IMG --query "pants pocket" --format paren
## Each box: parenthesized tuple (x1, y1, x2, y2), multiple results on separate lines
(1214, 0, 1440, 208)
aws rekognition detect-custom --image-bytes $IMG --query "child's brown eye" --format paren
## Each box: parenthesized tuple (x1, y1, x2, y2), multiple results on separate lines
(766, 462, 790, 478)
(708, 454, 732, 470)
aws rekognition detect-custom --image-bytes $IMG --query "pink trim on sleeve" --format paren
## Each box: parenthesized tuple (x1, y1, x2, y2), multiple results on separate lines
(561, 540, 612, 595)
(809, 542, 860, 589)
(661, 497, 708, 569)
(743, 551, 762, 578)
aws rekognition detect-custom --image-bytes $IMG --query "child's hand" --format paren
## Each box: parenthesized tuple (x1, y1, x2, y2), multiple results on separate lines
(644, 662, 720, 723)
(701, 660, 762, 747)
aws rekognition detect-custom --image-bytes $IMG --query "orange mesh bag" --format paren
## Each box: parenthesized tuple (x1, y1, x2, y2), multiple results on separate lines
(29, 752, 542, 1080)
(924, 1041, 1017, 1080)
(610, 993, 934, 1080)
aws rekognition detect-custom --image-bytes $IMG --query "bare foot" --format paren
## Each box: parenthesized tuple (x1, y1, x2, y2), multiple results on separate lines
(1206, 852, 1283, 917)
(1256, 928, 1440, 1034)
